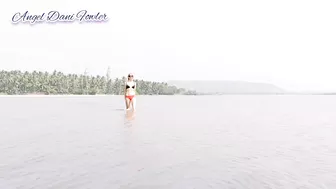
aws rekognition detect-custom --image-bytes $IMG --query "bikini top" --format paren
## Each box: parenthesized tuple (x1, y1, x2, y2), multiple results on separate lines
(126, 82, 135, 89)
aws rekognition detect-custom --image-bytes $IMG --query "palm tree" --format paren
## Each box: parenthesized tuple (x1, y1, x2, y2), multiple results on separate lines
(0, 69, 197, 95)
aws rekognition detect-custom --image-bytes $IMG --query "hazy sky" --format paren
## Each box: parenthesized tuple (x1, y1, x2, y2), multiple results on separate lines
(1, 0, 336, 92)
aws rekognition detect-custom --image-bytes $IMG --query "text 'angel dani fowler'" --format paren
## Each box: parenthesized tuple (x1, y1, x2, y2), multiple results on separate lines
(11, 10, 108, 24)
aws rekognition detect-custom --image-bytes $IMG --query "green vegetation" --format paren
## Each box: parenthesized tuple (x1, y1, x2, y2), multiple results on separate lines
(0, 69, 197, 95)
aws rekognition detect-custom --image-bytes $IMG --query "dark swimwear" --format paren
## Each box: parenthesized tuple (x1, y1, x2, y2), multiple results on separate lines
(126, 84, 135, 89)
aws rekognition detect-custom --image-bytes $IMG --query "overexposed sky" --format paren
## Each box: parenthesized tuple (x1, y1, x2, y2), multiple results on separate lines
(1, 0, 336, 92)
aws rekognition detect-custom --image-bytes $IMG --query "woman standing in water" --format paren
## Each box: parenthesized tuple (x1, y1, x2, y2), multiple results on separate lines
(124, 73, 136, 111)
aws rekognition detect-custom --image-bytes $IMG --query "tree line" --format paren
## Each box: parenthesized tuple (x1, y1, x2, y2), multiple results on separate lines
(0, 69, 197, 95)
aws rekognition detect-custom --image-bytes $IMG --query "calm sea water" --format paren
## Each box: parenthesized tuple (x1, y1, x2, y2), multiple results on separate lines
(1, 95, 336, 189)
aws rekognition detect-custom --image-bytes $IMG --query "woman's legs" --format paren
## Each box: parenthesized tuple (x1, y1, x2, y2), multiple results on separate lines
(131, 97, 136, 111)
(125, 97, 131, 110)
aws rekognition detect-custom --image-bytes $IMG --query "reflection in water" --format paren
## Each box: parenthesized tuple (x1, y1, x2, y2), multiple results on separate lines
(124, 110, 135, 127)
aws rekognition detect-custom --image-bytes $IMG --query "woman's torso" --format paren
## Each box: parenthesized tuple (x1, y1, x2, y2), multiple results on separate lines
(125, 81, 136, 96)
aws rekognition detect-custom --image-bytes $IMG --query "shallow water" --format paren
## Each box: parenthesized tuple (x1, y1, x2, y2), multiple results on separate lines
(1, 95, 336, 189)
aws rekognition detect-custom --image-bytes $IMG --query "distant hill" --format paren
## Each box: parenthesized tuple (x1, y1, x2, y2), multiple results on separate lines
(167, 80, 286, 94)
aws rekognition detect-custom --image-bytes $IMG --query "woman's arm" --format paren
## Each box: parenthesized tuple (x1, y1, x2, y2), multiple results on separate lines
(124, 82, 127, 96)
(134, 82, 138, 95)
